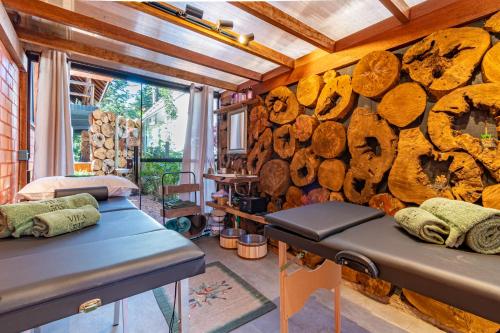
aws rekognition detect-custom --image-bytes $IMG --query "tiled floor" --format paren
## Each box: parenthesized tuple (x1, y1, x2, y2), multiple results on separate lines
(38, 235, 443, 333)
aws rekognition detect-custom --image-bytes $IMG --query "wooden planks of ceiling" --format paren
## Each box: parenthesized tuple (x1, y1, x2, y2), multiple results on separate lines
(4, 0, 500, 91)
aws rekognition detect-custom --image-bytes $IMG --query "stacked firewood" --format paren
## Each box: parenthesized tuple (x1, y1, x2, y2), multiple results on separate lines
(89, 109, 140, 176)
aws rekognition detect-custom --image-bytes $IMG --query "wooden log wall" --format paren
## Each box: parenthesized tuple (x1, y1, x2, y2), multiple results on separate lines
(216, 12, 500, 332)
(89, 109, 140, 178)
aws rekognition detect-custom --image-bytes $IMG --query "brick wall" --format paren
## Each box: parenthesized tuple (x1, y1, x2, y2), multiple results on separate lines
(0, 40, 20, 204)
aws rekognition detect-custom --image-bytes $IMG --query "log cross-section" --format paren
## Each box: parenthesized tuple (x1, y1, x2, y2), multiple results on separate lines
(230, 1, 336, 52)
(4, 0, 261, 81)
(18, 28, 238, 91)
(122, 1, 295, 68)
(378, 0, 410, 23)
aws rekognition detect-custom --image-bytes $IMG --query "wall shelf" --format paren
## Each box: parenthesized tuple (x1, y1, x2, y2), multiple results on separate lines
(206, 201, 268, 225)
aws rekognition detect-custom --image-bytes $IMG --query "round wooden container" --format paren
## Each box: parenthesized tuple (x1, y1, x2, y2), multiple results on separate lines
(237, 234, 268, 259)
(220, 228, 247, 249)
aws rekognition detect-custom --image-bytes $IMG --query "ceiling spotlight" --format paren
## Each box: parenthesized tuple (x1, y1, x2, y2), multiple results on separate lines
(238, 33, 254, 46)
(185, 4, 203, 19)
(217, 19, 234, 31)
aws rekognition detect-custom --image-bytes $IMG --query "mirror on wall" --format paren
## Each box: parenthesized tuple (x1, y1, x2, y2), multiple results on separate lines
(227, 107, 247, 154)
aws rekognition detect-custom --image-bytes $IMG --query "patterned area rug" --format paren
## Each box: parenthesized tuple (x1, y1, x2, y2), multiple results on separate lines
(153, 261, 276, 333)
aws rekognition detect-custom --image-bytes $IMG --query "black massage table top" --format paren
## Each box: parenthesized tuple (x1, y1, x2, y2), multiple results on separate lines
(266, 215, 500, 323)
(0, 198, 205, 333)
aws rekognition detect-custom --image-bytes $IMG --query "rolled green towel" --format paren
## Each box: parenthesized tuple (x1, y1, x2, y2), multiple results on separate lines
(176, 216, 191, 234)
(32, 205, 100, 237)
(421, 198, 500, 253)
(0, 193, 98, 238)
(394, 207, 450, 244)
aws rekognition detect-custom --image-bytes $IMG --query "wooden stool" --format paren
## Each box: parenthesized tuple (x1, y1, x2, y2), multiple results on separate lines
(278, 241, 341, 333)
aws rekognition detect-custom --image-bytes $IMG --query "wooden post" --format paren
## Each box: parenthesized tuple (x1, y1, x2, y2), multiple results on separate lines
(278, 241, 342, 333)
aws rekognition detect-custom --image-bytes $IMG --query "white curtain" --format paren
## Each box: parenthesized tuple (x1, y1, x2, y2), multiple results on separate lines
(34, 50, 74, 179)
(181, 84, 215, 212)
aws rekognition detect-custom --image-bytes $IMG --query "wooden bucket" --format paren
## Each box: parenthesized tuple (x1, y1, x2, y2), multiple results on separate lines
(237, 234, 268, 259)
(220, 228, 247, 249)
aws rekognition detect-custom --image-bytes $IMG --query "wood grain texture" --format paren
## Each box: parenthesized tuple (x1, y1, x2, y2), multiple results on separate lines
(252, 0, 500, 94)
(0, 3, 26, 71)
(17, 28, 238, 91)
(5, 0, 261, 81)
(122, 1, 294, 68)
(230, 1, 335, 52)
(378, 0, 410, 23)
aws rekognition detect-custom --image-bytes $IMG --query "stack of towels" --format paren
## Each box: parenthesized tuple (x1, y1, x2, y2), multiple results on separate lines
(0, 193, 101, 238)
(395, 197, 500, 254)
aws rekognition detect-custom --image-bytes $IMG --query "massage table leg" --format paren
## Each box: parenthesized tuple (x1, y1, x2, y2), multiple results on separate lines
(278, 241, 342, 333)
(177, 278, 190, 333)
(113, 300, 121, 326)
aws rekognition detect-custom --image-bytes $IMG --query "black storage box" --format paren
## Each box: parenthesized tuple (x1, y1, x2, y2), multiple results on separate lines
(239, 197, 267, 214)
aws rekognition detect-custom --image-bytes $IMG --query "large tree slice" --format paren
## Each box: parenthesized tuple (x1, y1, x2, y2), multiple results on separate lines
(428, 83, 500, 181)
(265, 86, 303, 124)
(290, 148, 320, 187)
(102, 158, 115, 173)
(105, 149, 115, 159)
(311, 121, 346, 158)
(484, 11, 500, 33)
(104, 137, 114, 150)
(388, 128, 483, 204)
(314, 75, 356, 121)
(352, 50, 400, 99)
(318, 159, 346, 191)
(260, 159, 290, 197)
(89, 124, 100, 134)
(91, 133, 105, 148)
(101, 123, 114, 138)
(284, 186, 303, 209)
(106, 112, 116, 122)
(93, 147, 106, 160)
(329, 192, 344, 202)
(247, 128, 273, 175)
(92, 109, 103, 120)
(294, 115, 319, 142)
(91, 159, 102, 171)
(297, 74, 324, 108)
(249, 105, 270, 141)
(368, 193, 406, 216)
(322, 70, 337, 84)
(402, 27, 490, 99)
(377, 82, 427, 127)
(343, 168, 376, 204)
(347, 107, 398, 183)
(402, 289, 500, 333)
(481, 42, 500, 83)
(483, 184, 500, 209)
(273, 124, 296, 159)
(301, 188, 330, 205)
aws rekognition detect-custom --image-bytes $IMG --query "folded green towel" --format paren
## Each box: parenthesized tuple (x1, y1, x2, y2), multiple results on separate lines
(0, 193, 99, 238)
(421, 198, 500, 254)
(165, 217, 191, 234)
(394, 207, 450, 244)
(164, 198, 196, 209)
(32, 205, 101, 238)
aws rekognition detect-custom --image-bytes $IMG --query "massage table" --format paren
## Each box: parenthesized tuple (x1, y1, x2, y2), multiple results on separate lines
(0, 194, 205, 333)
(264, 201, 500, 333)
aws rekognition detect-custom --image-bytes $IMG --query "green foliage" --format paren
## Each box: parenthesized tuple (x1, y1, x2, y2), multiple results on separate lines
(99, 80, 139, 119)
(140, 161, 182, 198)
(73, 132, 81, 162)
(132, 85, 178, 119)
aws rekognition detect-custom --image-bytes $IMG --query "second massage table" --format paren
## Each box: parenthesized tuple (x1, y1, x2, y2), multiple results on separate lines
(0, 195, 205, 333)
(264, 201, 500, 332)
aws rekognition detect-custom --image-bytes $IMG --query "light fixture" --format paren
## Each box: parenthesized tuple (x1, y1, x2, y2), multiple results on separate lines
(216, 19, 234, 31)
(238, 33, 254, 46)
(185, 4, 204, 19)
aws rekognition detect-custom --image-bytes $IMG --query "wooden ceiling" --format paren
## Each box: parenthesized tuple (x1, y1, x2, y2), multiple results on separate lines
(3, 0, 500, 92)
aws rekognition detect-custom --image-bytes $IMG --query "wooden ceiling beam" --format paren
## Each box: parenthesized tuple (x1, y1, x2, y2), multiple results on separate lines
(121, 2, 295, 68)
(0, 3, 26, 71)
(252, 0, 499, 94)
(3, 0, 261, 81)
(229, 2, 335, 52)
(378, 0, 410, 23)
(17, 28, 238, 91)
